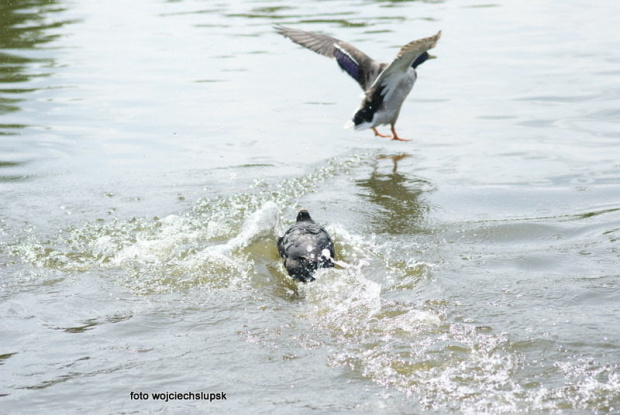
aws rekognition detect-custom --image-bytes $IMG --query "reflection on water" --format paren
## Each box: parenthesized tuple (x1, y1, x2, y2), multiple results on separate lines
(0, 160, 30, 182)
(357, 153, 434, 234)
(0, 1, 74, 132)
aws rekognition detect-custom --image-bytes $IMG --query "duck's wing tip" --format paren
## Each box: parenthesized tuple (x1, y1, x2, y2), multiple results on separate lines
(275, 25, 341, 58)
(396, 30, 442, 61)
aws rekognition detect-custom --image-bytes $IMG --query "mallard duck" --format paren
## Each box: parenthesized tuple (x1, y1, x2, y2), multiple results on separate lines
(277, 209, 335, 282)
(276, 26, 441, 141)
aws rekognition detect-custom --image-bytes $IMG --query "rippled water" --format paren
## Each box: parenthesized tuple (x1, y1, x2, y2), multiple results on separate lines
(2, 0, 619, 413)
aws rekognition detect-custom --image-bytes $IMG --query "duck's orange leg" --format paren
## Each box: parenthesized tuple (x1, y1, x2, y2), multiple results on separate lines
(372, 127, 391, 138)
(389, 125, 411, 142)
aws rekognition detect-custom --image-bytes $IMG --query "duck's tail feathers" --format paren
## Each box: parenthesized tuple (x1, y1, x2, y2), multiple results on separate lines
(344, 120, 372, 131)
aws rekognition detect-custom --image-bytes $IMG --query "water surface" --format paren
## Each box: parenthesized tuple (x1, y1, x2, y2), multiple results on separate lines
(1, 0, 619, 413)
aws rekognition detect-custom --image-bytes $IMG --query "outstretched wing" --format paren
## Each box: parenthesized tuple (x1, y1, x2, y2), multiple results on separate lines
(365, 31, 441, 100)
(275, 25, 343, 58)
(390, 31, 442, 75)
(275, 25, 383, 90)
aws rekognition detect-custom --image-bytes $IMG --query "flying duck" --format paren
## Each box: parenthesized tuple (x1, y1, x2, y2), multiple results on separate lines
(277, 209, 336, 282)
(276, 26, 441, 141)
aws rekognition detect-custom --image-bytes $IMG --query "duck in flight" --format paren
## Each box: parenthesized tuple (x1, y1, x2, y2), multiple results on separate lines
(276, 26, 441, 141)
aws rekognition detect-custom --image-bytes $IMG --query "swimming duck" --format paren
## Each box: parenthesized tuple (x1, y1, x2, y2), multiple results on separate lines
(277, 209, 336, 282)
(276, 26, 441, 141)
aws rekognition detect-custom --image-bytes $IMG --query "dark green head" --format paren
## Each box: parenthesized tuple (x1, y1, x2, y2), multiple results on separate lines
(412, 51, 436, 69)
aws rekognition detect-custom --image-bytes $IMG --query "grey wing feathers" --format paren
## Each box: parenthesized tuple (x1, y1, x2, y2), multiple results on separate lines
(279, 223, 334, 261)
(393, 31, 442, 70)
(369, 31, 441, 91)
(275, 25, 381, 90)
(275, 25, 342, 58)
(277, 234, 286, 258)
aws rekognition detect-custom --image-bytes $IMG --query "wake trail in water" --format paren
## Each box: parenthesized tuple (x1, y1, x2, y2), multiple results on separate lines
(8, 151, 376, 293)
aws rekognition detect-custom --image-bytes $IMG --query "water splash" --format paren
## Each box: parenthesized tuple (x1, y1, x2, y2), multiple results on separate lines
(8, 147, 618, 413)
(9, 151, 374, 294)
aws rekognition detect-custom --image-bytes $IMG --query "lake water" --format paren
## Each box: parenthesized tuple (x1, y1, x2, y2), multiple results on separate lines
(1, 0, 619, 413)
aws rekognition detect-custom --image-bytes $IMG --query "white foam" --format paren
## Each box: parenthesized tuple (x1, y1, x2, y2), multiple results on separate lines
(222, 201, 279, 252)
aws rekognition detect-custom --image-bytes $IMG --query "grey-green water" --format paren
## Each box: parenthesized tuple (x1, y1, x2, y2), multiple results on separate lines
(1, 0, 619, 414)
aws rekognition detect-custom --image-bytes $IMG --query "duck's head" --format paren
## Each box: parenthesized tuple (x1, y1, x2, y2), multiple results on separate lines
(296, 209, 313, 222)
(412, 51, 436, 69)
